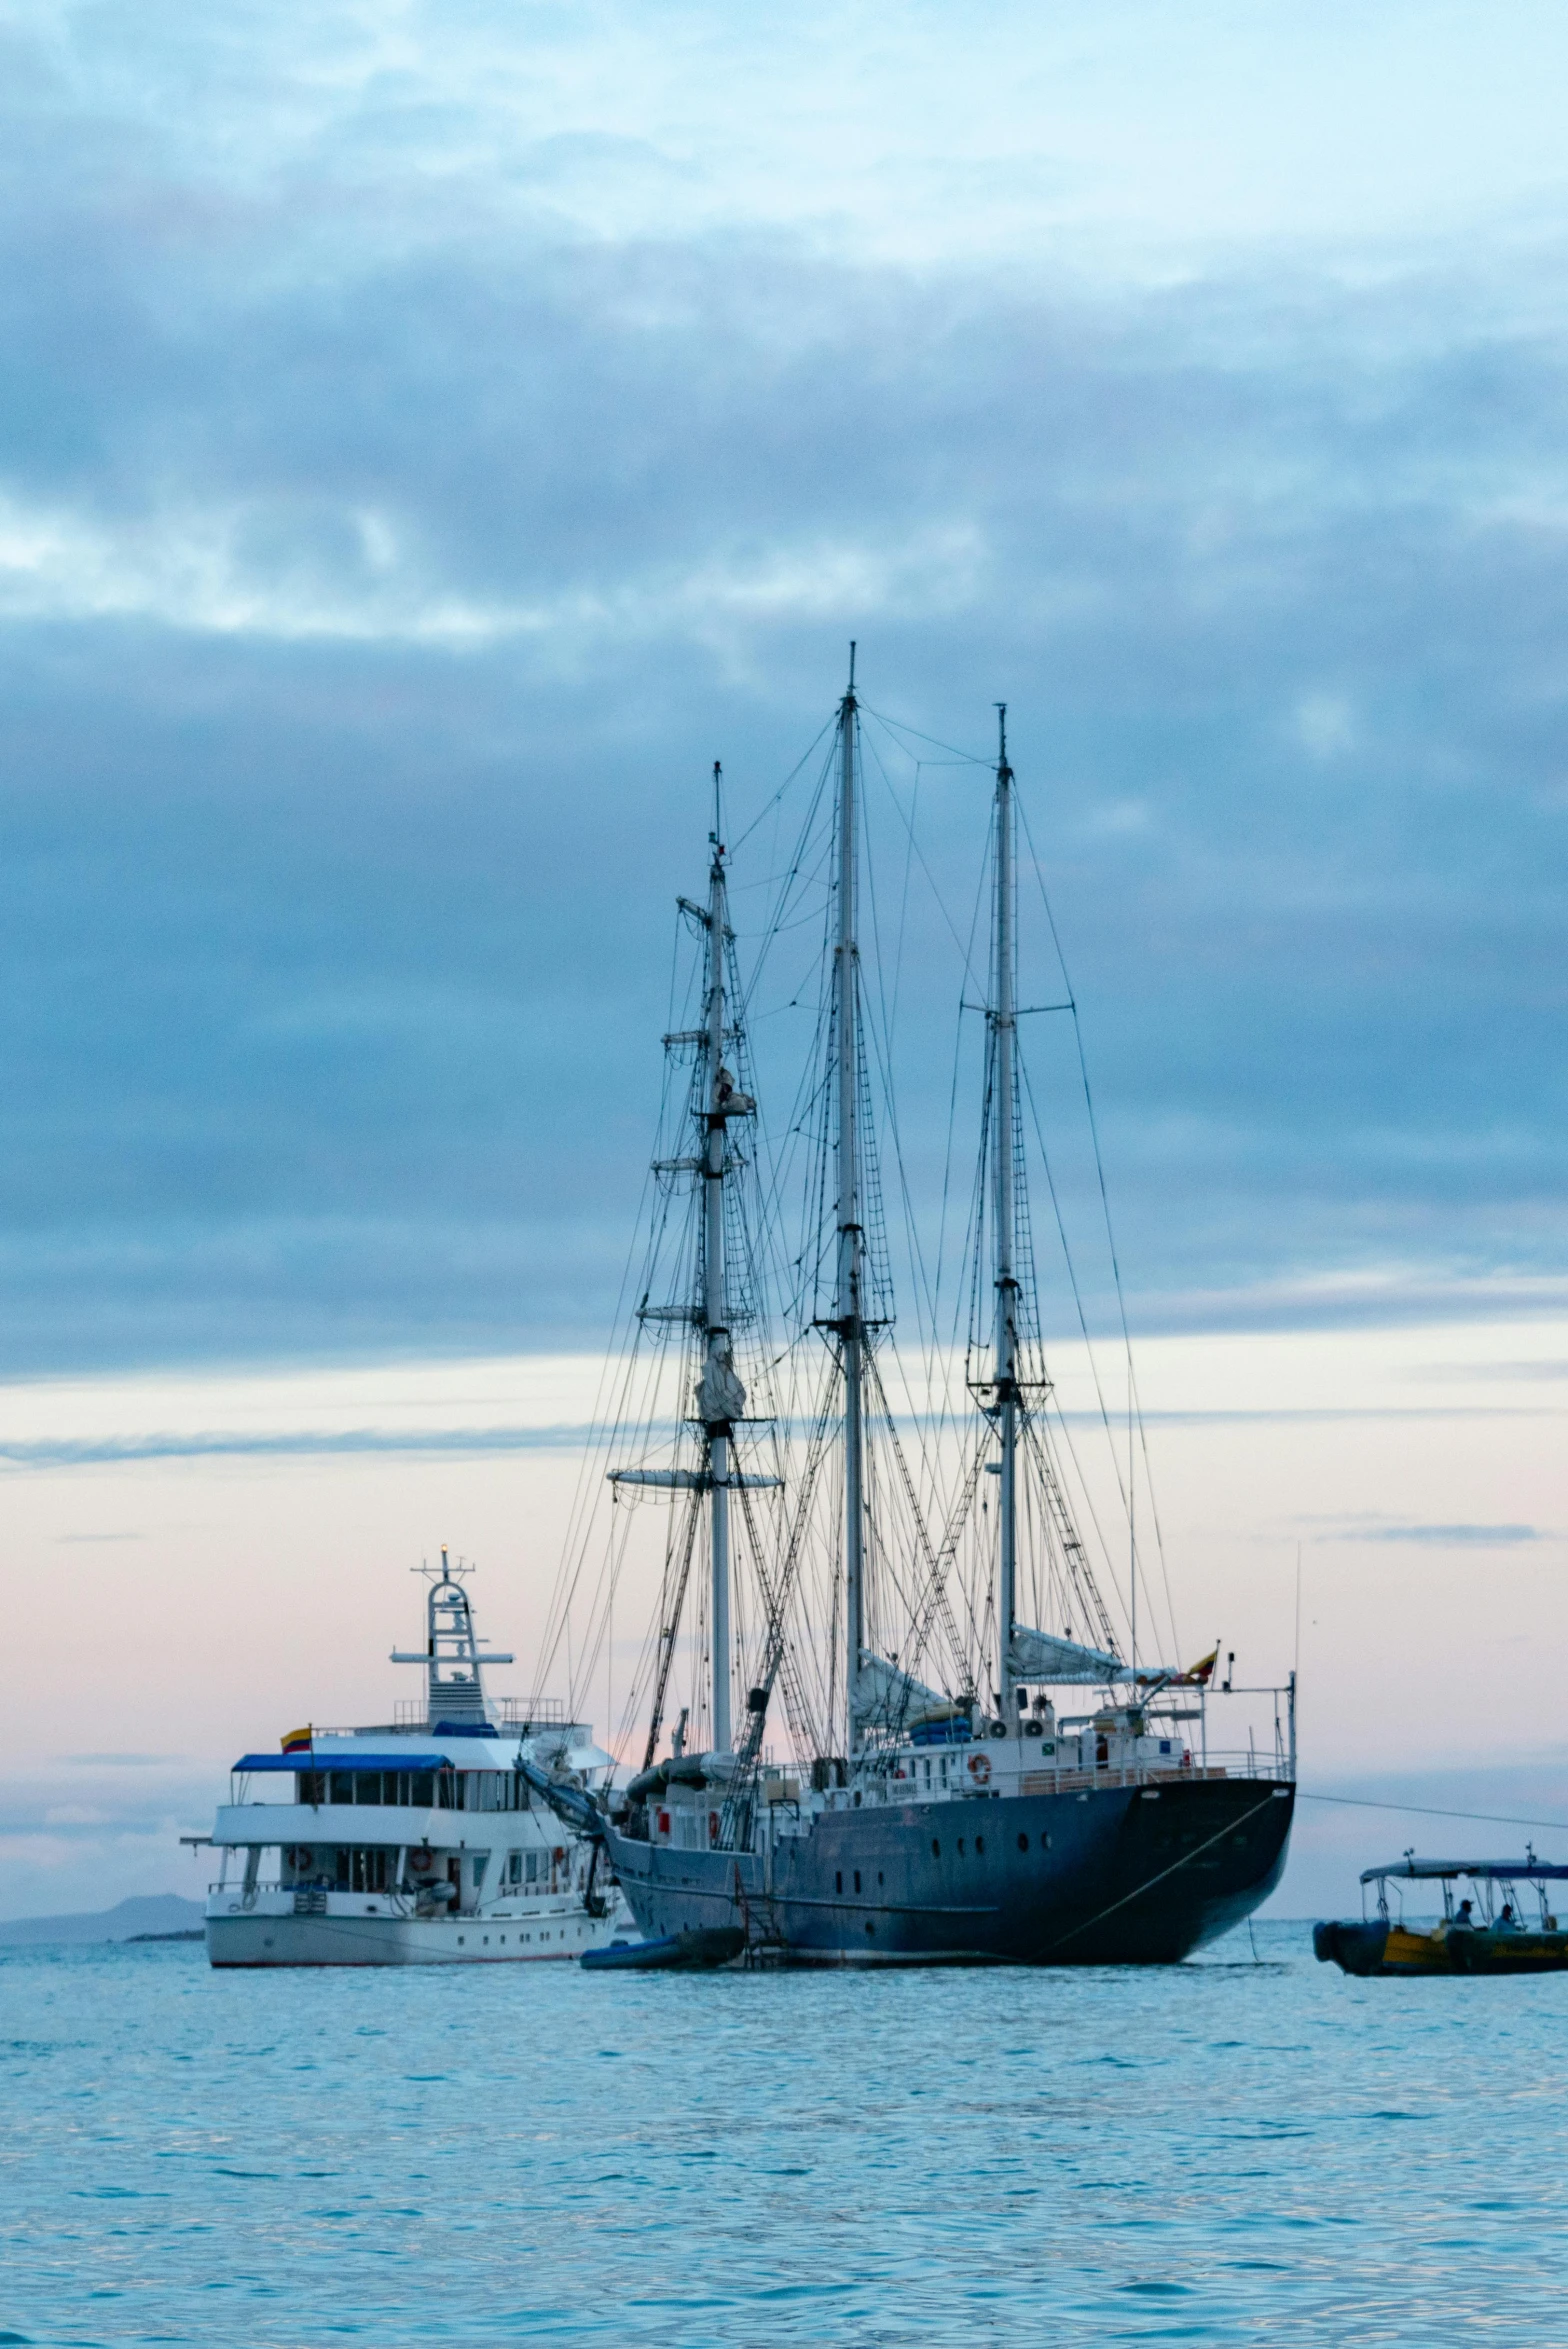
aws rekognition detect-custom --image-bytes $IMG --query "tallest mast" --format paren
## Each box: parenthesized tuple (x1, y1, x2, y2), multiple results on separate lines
(701, 764, 733, 1754)
(992, 705, 1019, 1728)
(835, 647, 865, 1751)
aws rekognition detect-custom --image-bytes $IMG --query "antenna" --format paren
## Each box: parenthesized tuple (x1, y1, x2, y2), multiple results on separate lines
(847, 639, 856, 695)
(712, 758, 722, 847)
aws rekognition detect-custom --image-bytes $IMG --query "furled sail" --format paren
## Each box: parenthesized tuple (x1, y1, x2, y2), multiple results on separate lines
(695, 1343, 747, 1427)
(1007, 1625, 1126, 1684)
(852, 1652, 966, 1730)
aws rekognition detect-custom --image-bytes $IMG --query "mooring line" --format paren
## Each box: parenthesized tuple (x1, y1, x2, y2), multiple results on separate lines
(1042, 1790, 1284, 1957)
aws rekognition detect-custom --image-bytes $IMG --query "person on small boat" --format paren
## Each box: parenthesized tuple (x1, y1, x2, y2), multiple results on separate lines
(1454, 1898, 1475, 1926)
(1497, 1902, 1518, 1931)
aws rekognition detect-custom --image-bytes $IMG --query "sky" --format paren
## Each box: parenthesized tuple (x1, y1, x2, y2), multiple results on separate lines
(2, 0, 1568, 1919)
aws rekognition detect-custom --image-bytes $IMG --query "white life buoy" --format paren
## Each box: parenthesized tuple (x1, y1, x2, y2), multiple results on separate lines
(409, 1845, 436, 1874)
(967, 1751, 992, 1785)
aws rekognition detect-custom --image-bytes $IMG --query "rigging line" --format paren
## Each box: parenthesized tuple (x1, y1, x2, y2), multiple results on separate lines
(1016, 788, 1178, 1663)
(923, 1422, 992, 1678)
(1043, 1791, 1284, 1955)
(926, 786, 994, 1429)
(936, 797, 998, 1379)
(1020, 1404, 1120, 1656)
(856, 727, 980, 1488)
(857, 770, 946, 1373)
(735, 739, 837, 1008)
(734, 1468, 819, 1761)
(545, 1184, 705, 1699)
(858, 717, 987, 993)
(889, 758, 920, 1053)
(535, 919, 697, 1698)
(1012, 1059, 1156, 1660)
(1300, 1792, 1568, 1834)
(864, 1348, 971, 1693)
(1017, 1052, 1135, 1537)
(640, 1488, 705, 1772)
(860, 703, 992, 769)
(729, 713, 837, 853)
(537, 909, 716, 1693)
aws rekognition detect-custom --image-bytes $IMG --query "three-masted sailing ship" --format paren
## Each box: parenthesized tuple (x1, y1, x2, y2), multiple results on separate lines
(537, 659, 1295, 1964)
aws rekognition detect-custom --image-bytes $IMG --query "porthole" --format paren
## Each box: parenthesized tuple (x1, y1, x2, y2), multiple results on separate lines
(957, 1838, 966, 1857)
(975, 1836, 985, 1857)
(931, 1839, 941, 1859)
(1017, 1833, 1029, 1853)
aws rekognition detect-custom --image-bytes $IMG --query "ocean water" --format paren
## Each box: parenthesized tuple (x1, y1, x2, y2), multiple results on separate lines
(2, 1921, 1566, 2346)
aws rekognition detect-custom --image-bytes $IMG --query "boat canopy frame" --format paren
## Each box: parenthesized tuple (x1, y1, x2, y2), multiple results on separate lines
(1360, 1853, 1568, 1926)
(1360, 1859, 1568, 1884)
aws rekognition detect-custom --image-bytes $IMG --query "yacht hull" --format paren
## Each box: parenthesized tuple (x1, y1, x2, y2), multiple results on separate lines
(206, 1903, 628, 1968)
(607, 1777, 1293, 1966)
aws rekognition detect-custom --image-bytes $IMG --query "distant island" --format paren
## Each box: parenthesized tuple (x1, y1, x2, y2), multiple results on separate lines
(0, 1894, 205, 1949)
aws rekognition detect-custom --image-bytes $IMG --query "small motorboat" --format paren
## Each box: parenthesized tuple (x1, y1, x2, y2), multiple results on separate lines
(580, 1926, 745, 1973)
(1315, 1854, 1568, 1976)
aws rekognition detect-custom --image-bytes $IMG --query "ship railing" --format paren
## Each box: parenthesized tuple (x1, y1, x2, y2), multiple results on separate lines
(208, 1879, 412, 1896)
(389, 1697, 567, 1731)
(209, 1881, 425, 1916)
(1003, 1753, 1293, 1796)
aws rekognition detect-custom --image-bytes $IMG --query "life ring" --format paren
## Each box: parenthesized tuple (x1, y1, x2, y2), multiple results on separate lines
(967, 1751, 991, 1785)
(287, 1845, 313, 1871)
(408, 1846, 436, 1874)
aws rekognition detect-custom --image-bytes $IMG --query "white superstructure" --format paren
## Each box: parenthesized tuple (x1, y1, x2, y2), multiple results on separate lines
(201, 1558, 634, 1967)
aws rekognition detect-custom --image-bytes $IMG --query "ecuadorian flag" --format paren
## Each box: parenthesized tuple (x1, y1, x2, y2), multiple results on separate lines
(281, 1726, 314, 1755)
(1173, 1647, 1219, 1688)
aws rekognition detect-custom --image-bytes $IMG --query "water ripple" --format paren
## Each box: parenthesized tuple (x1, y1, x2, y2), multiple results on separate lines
(0, 1926, 1564, 2344)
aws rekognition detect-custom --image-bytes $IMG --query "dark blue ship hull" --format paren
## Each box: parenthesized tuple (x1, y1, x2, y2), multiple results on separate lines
(607, 1776, 1294, 1965)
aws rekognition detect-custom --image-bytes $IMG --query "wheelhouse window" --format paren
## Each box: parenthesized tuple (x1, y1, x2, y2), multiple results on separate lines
(284, 1846, 391, 1892)
(295, 1765, 521, 1810)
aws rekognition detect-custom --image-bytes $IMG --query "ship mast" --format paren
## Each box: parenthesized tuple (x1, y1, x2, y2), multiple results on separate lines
(701, 763, 733, 1754)
(834, 648, 865, 1752)
(612, 770, 756, 1759)
(992, 706, 1019, 1729)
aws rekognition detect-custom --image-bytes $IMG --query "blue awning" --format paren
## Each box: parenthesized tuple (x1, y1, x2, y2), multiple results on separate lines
(231, 1752, 465, 1774)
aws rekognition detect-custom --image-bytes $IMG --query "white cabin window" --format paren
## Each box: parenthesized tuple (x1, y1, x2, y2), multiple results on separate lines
(507, 1851, 523, 1885)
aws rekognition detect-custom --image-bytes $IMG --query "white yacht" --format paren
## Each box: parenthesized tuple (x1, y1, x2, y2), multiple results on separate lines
(200, 1558, 635, 1967)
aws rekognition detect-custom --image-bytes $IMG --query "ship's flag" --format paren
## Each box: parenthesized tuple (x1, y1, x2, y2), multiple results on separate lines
(281, 1726, 314, 1754)
(1172, 1647, 1219, 1688)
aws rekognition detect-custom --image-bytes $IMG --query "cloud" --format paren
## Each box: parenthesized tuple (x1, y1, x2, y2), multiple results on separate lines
(1340, 1522, 1547, 1547)
(0, 8, 1565, 1371)
(0, 1423, 594, 1467)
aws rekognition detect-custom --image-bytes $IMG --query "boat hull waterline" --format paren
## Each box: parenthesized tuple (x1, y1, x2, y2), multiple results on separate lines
(605, 1778, 1294, 1966)
(580, 1927, 746, 1973)
(1314, 1918, 1568, 1977)
(207, 1902, 625, 1969)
